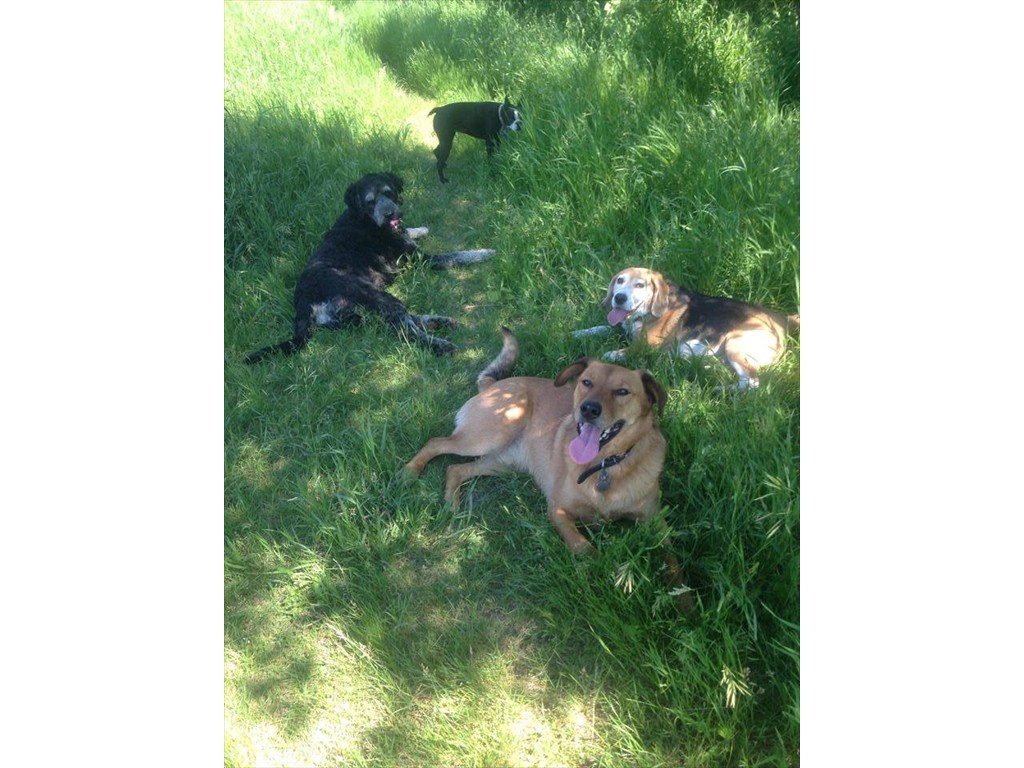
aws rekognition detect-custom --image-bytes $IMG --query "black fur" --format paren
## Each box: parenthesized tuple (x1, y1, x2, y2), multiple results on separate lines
(428, 98, 522, 184)
(245, 172, 494, 363)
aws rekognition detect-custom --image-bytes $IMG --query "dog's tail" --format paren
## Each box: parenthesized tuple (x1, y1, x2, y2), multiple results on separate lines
(786, 314, 800, 335)
(476, 326, 519, 391)
(245, 318, 313, 365)
(427, 107, 437, 116)
(428, 249, 497, 270)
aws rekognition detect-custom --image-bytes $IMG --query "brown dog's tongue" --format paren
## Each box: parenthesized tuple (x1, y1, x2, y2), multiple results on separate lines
(569, 423, 602, 464)
(607, 308, 629, 325)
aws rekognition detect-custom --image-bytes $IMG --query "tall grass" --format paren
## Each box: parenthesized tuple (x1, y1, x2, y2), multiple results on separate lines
(225, 1, 799, 765)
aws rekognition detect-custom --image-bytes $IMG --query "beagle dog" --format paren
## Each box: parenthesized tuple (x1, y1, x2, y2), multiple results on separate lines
(574, 267, 799, 390)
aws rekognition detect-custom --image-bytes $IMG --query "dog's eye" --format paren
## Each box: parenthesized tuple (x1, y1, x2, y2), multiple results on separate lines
(635, 281, 645, 289)
(614, 388, 630, 397)
(581, 379, 593, 388)
(615, 277, 625, 284)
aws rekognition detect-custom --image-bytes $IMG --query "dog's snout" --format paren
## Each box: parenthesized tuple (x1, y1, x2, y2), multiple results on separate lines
(373, 195, 401, 226)
(613, 292, 627, 307)
(579, 400, 602, 422)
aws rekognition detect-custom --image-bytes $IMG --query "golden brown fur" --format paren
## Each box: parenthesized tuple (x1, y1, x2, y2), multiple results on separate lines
(404, 328, 668, 555)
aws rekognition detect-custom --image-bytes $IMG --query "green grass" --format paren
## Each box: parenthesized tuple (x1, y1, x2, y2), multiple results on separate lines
(225, 1, 799, 765)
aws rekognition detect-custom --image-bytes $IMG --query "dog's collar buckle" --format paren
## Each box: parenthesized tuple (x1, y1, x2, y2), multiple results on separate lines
(576, 448, 632, 491)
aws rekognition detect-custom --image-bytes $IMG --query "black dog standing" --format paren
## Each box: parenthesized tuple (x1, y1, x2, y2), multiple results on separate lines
(245, 172, 495, 363)
(428, 98, 522, 183)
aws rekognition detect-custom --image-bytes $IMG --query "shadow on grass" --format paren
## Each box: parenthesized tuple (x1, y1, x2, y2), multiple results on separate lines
(224, 99, 552, 745)
(225, 85, 799, 765)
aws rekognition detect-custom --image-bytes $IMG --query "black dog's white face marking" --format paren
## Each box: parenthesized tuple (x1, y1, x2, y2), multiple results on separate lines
(363, 184, 403, 231)
(606, 270, 654, 326)
(500, 100, 522, 133)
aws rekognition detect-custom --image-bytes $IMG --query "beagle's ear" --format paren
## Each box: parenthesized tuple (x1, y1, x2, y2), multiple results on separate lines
(601, 274, 618, 308)
(641, 371, 668, 418)
(554, 357, 592, 387)
(648, 272, 672, 318)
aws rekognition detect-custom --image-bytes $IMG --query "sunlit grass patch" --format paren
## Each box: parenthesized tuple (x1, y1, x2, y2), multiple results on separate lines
(225, 1, 799, 765)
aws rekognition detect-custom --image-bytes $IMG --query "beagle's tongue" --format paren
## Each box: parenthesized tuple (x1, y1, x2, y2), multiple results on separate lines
(607, 308, 629, 325)
(569, 422, 602, 465)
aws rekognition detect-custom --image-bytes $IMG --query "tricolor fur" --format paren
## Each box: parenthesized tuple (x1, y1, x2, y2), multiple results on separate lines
(575, 267, 799, 390)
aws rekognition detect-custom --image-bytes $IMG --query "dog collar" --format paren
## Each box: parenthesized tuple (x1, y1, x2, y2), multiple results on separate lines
(576, 448, 633, 491)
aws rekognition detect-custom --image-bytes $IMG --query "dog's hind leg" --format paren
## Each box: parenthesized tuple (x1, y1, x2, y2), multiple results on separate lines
(443, 455, 509, 509)
(433, 134, 454, 184)
(404, 431, 491, 479)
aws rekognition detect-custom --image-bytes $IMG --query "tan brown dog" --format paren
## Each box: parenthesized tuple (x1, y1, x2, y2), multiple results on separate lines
(574, 267, 800, 390)
(404, 328, 668, 555)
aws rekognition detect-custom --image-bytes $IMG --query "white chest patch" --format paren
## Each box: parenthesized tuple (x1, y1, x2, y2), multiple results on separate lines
(312, 302, 335, 325)
(624, 317, 645, 340)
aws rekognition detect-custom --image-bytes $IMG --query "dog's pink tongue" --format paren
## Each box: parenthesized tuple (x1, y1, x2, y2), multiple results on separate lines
(569, 423, 602, 465)
(607, 308, 629, 325)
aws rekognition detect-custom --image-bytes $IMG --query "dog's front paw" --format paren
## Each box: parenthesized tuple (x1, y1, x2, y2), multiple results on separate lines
(416, 314, 457, 331)
(602, 349, 627, 363)
(430, 337, 458, 356)
(571, 539, 598, 558)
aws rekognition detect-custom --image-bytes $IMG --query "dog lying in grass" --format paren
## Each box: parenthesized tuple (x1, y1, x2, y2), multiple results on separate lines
(245, 171, 495, 363)
(574, 267, 800, 390)
(404, 327, 669, 556)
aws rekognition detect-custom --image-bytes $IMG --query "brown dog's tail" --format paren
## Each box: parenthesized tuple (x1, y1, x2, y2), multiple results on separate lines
(476, 327, 519, 391)
(787, 314, 800, 335)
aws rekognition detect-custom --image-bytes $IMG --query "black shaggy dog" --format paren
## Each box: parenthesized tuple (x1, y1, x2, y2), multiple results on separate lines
(245, 172, 495, 363)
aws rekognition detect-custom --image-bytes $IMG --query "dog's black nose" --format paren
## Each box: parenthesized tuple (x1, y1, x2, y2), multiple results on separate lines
(579, 400, 602, 422)
(613, 292, 627, 306)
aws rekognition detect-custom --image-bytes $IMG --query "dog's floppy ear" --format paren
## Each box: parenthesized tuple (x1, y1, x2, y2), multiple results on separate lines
(344, 180, 361, 211)
(601, 273, 619, 308)
(554, 357, 592, 387)
(641, 371, 668, 418)
(383, 172, 404, 197)
(648, 272, 672, 318)
(380, 172, 403, 201)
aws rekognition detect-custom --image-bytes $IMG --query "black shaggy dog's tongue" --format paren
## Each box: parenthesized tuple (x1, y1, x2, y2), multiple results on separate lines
(569, 422, 602, 465)
(389, 216, 402, 232)
(607, 308, 629, 325)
